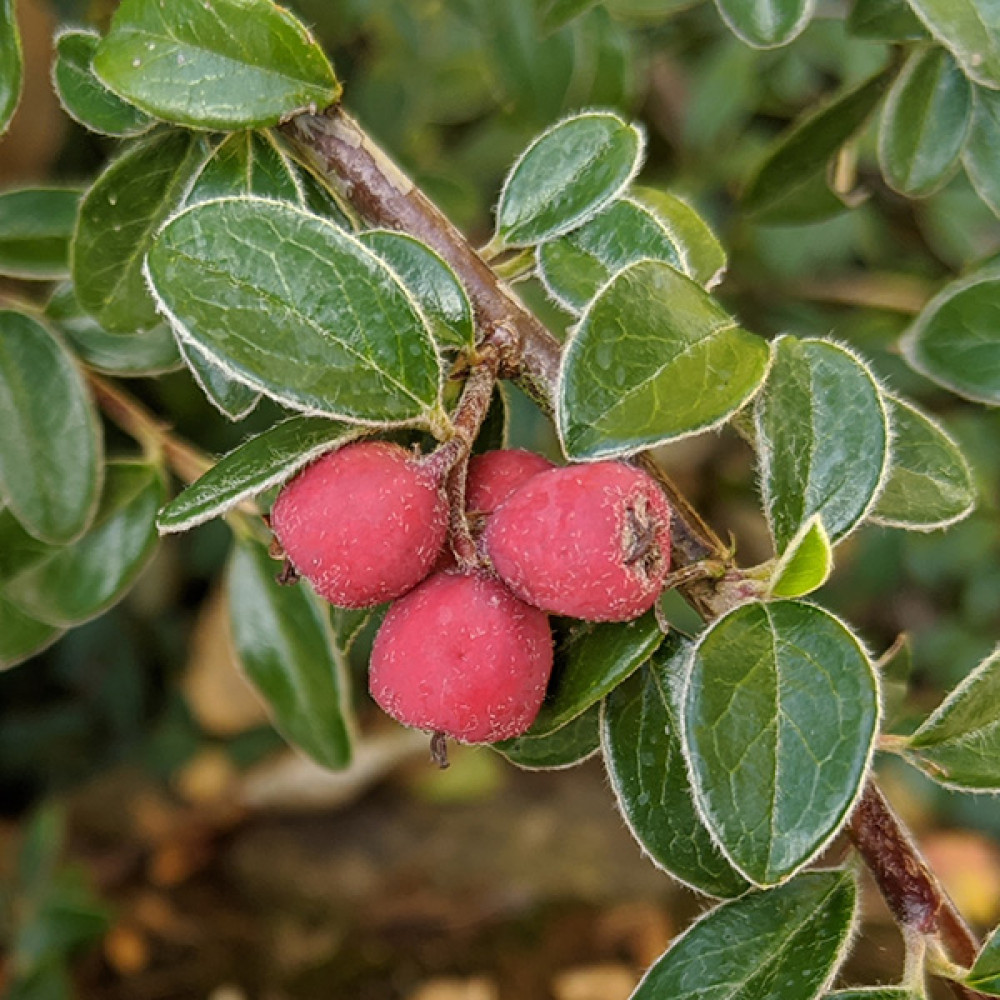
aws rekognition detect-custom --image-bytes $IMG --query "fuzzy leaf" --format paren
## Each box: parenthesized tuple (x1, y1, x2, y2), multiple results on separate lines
(53, 29, 154, 137)
(157, 415, 361, 533)
(495, 111, 643, 247)
(756, 337, 889, 552)
(900, 261, 1000, 404)
(961, 85, 1000, 219)
(558, 260, 769, 460)
(905, 0, 1000, 91)
(92, 0, 341, 130)
(683, 601, 879, 886)
(631, 869, 857, 1000)
(871, 395, 975, 530)
(603, 636, 751, 897)
(0, 310, 103, 545)
(826, 990, 915, 999)
(768, 514, 833, 598)
(906, 647, 1000, 790)
(878, 47, 971, 197)
(177, 339, 261, 420)
(0, 0, 22, 135)
(145, 197, 443, 424)
(0, 188, 82, 280)
(493, 703, 601, 770)
(228, 537, 353, 769)
(186, 130, 304, 205)
(966, 923, 1000, 994)
(714, 0, 815, 48)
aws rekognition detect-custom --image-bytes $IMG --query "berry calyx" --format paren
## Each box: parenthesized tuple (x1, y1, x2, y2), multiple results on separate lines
(270, 440, 448, 608)
(482, 461, 671, 622)
(369, 570, 553, 743)
(465, 448, 555, 514)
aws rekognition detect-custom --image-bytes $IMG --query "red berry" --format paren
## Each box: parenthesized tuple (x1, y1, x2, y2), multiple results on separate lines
(270, 440, 447, 608)
(465, 448, 554, 514)
(369, 570, 553, 743)
(482, 462, 671, 622)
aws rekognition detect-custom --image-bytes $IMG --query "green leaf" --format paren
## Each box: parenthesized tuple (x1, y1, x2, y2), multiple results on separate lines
(905, 0, 1000, 91)
(72, 129, 208, 333)
(871, 395, 975, 530)
(177, 339, 260, 420)
(0, 188, 82, 280)
(0, 597, 62, 670)
(755, 336, 890, 552)
(52, 29, 154, 137)
(92, 0, 341, 131)
(296, 166, 353, 229)
(45, 283, 181, 378)
(602, 637, 751, 898)
(743, 69, 892, 224)
(768, 514, 833, 598)
(632, 187, 728, 288)
(683, 600, 879, 886)
(966, 923, 1000, 994)
(145, 197, 444, 425)
(558, 260, 770, 460)
(228, 537, 353, 770)
(359, 229, 475, 350)
(539, 0, 598, 33)
(493, 702, 601, 770)
(330, 605, 374, 655)
(526, 611, 664, 737)
(632, 869, 858, 1000)
(847, 0, 929, 40)
(826, 989, 915, 999)
(961, 85, 1000, 219)
(714, 0, 814, 49)
(537, 198, 685, 314)
(4, 462, 164, 628)
(905, 646, 1000, 790)
(0, 310, 103, 545)
(878, 48, 972, 197)
(0, 0, 22, 135)
(495, 111, 644, 248)
(157, 415, 361, 533)
(186, 131, 305, 205)
(900, 261, 1000, 404)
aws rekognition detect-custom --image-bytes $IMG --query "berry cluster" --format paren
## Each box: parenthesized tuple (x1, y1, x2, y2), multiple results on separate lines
(270, 441, 672, 746)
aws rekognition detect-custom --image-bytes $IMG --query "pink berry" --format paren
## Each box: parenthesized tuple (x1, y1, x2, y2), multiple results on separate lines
(482, 462, 671, 622)
(270, 440, 447, 608)
(465, 448, 554, 514)
(369, 570, 553, 743)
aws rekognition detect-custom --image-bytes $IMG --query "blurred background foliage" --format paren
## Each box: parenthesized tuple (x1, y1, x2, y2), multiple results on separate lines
(1, 0, 998, 997)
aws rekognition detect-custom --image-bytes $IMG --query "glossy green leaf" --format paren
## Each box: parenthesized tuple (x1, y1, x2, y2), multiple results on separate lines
(92, 0, 341, 130)
(4, 462, 163, 628)
(683, 601, 879, 886)
(632, 187, 728, 288)
(961, 85, 1000, 218)
(756, 337, 890, 552)
(186, 131, 305, 205)
(157, 415, 361, 533)
(826, 990, 915, 999)
(0, 310, 102, 545)
(526, 611, 663, 737)
(493, 702, 601, 770)
(603, 637, 750, 898)
(145, 197, 443, 424)
(768, 514, 833, 598)
(744, 69, 892, 224)
(537, 199, 684, 314)
(45, 283, 181, 377)
(330, 605, 374, 655)
(878, 48, 971, 197)
(72, 129, 207, 333)
(632, 869, 858, 1000)
(905, 0, 1000, 91)
(871, 395, 975, 530)
(296, 166, 353, 229)
(52, 29, 154, 137)
(900, 261, 1000, 404)
(495, 111, 644, 247)
(0, 597, 62, 670)
(177, 339, 260, 420)
(847, 0, 928, 40)
(966, 923, 1000, 994)
(0, 0, 22, 135)
(714, 0, 814, 49)
(0, 188, 81, 280)
(359, 229, 475, 350)
(558, 260, 770, 460)
(228, 537, 353, 770)
(906, 646, 1000, 790)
